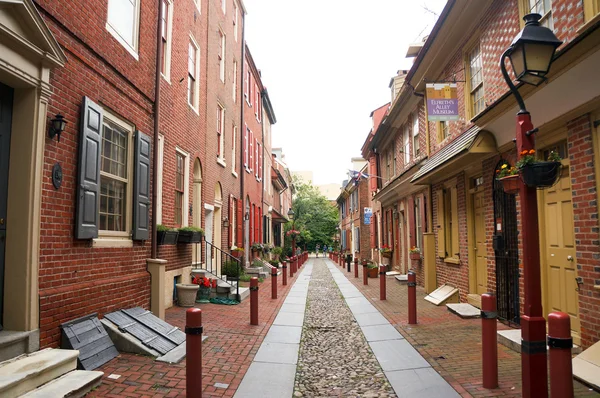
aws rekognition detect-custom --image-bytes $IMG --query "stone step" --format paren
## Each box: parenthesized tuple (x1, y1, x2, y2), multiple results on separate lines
(497, 329, 582, 355)
(446, 303, 480, 319)
(0, 348, 78, 398)
(21, 370, 103, 398)
(0, 331, 35, 363)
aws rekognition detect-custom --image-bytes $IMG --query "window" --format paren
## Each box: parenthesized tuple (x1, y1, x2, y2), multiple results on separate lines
(233, 2, 239, 41)
(217, 104, 225, 161)
(244, 126, 249, 169)
(415, 196, 422, 251)
(522, 0, 554, 30)
(160, 0, 173, 79)
(438, 121, 450, 142)
(232, 125, 237, 175)
(218, 30, 225, 83)
(412, 112, 420, 158)
(466, 43, 485, 118)
(255, 139, 259, 178)
(106, 0, 140, 57)
(385, 150, 392, 181)
(222, 0, 226, 13)
(436, 187, 459, 261)
(188, 37, 200, 111)
(254, 84, 260, 121)
(244, 61, 250, 102)
(100, 119, 131, 233)
(175, 152, 185, 226)
(403, 125, 410, 164)
(249, 130, 254, 172)
(232, 60, 238, 102)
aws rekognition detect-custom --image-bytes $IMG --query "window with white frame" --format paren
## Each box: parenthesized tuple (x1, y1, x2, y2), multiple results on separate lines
(232, 60, 238, 102)
(244, 61, 250, 102)
(255, 139, 259, 178)
(403, 125, 410, 164)
(100, 115, 133, 234)
(412, 112, 420, 158)
(233, 2, 239, 41)
(156, 135, 164, 224)
(222, 0, 226, 13)
(244, 126, 249, 170)
(217, 104, 225, 160)
(254, 84, 260, 120)
(526, 0, 553, 30)
(467, 43, 485, 118)
(232, 124, 237, 175)
(188, 37, 200, 110)
(218, 29, 225, 83)
(438, 121, 450, 142)
(106, 0, 140, 57)
(160, 0, 173, 80)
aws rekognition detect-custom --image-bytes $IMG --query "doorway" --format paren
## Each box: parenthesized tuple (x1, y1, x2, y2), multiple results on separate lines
(473, 186, 487, 296)
(213, 183, 222, 275)
(0, 83, 14, 329)
(493, 160, 520, 325)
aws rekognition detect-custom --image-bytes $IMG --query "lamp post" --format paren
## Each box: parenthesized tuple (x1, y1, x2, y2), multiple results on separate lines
(287, 208, 296, 257)
(500, 13, 562, 398)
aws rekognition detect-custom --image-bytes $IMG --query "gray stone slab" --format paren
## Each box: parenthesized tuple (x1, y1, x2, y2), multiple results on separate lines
(254, 342, 299, 365)
(345, 296, 370, 307)
(360, 324, 404, 342)
(370, 339, 430, 371)
(233, 362, 296, 398)
(340, 290, 364, 299)
(263, 326, 302, 344)
(273, 312, 304, 327)
(354, 312, 389, 327)
(287, 290, 308, 297)
(385, 368, 460, 397)
(349, 303, 379, 315)
(446, 303, 480, 319)
(279, 303, 306, 314)
(283, 296, 307, 305)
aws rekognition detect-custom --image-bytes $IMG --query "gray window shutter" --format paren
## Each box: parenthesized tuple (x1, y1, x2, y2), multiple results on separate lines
(75, 97, 103, 239)
(133, 131, 151, 240)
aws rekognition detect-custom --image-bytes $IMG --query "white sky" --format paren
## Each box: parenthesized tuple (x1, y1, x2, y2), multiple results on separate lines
(243, 0, 448, 185)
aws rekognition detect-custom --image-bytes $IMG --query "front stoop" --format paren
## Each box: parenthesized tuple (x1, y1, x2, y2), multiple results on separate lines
(0, 348, 102, 398)
(21, 370, 103, 398)
(497, 329, 582, 355)
(573, 340, 600, 391)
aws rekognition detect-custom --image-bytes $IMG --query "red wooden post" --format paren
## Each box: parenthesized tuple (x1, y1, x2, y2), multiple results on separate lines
(481, 293, 498, 389)
(282, 261, 288, 286)
(408, 271, 417, 324)
(379, 265, 386, 300)
(186, 308, 203, 398)
(362, 260, 368, 285)
(548, 312, 574, 398)
(250, 277, 259, 325)
(271, 267, 277, 299)
(354, 258, 359, 278)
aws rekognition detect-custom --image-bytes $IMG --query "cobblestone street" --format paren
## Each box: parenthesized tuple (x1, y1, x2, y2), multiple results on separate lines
(294, 259, 395, 397)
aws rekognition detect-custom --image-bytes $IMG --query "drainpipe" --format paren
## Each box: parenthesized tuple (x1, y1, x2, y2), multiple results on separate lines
(151, 0, 164, 259)
(239, 15, 246, 264)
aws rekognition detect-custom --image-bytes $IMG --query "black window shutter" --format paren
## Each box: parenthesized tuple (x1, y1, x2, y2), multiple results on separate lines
(133, 131, 151, 240)
(75, 97, 103, 239)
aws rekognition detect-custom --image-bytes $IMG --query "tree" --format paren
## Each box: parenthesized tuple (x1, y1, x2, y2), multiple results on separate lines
(284, 178, 338, 253)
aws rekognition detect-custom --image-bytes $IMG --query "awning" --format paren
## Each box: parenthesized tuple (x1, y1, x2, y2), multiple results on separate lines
(411, 127, 496, 184)
(271, 208, 288, 224)
(373, 160, 425, 206)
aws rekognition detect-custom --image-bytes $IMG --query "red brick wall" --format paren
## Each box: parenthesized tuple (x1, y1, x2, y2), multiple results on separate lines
(358, 178, 372, 260)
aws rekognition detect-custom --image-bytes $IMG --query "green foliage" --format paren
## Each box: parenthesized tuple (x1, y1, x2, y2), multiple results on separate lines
(177, 226, 204, 234)
(272, 246, 283, 256)
(157, 224, 173, 232)
(239, 274, 264, 283)
(221, 261, 243, 278)
(268, 260, 280, 267)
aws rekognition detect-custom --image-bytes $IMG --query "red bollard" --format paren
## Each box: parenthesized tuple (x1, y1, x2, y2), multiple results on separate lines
(293, 256, 297, 274)
(282, 261, 288, 286)
(408, 271, 417, 324)
(250, 277, 259, 325)
(481, 293, 498, 389)
(186, 308, 203, 398)
(548, 312, 574, 398)
(362, 260, 368, 285)
(379, 265, 387, 300)
(290, 256, 295, 278)
(271, 267, 278, 299)
(354, 258, 359, 278)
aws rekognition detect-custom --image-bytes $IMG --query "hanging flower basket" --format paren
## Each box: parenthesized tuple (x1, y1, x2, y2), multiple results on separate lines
(409, 252, 421, 261)
(498, 175, 520, 194)
(520, 161, 561, 188)
(381, 251, 392, 259)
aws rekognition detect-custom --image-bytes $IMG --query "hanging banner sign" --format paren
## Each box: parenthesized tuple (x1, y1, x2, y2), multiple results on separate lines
(426, 83, 459, 121)
(364, 207, 372, 225)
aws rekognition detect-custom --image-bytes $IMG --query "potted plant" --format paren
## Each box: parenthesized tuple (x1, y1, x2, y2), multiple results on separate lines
(251, 242, 263, 259)
(175, 282, 199, 307)
(517, 149, 562, 188)
(366, 262, 379, 278)
(496, 163, 519, 194)
(177, 226, 204, 244)
(157, 224, 179, 245)
(379, 245, 393, 258)
(231, 246, 244, 259)
(409, 246, 421, 260)
(272, 246, 283, 261)
(222, 260, 243, 281)
(192, 275, 211, 303)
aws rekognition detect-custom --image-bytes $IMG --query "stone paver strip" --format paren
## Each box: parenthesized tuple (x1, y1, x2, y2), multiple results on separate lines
(386, 368, 462, 398)
(262, 325, 302, 344)
(361, 324, 405, 342)
(232, 362, 297, 398)
(294, 258, 396, 397)
(253, 342, 299, 365)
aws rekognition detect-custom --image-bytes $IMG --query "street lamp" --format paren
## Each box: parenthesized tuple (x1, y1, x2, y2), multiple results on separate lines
(287, 208, 296, 256)
(500, 13, 562, 398)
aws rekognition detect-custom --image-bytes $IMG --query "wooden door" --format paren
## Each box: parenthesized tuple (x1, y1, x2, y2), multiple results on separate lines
(474, 191, 487, 295)
(542, 161, 580, 344)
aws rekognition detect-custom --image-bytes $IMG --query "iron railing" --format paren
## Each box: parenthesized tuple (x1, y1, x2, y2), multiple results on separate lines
(204, 240, 241, 301)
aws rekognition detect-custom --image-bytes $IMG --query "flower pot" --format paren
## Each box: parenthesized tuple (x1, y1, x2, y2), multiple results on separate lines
(176, 283, 199, 307)
(409, 252, 421, 260)
(177, 231, 203, 244)
(196, 285, 211, 303)
(381, 251, 392, 258)
(520, 161, 561, 188)
(157, 230, 179, 245)
(232, 251, 242, 258)
(498, 175, 520, 194)
(367, 267, 378, 278)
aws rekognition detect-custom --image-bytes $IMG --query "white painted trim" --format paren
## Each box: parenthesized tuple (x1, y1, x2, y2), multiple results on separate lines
(176, 147, 190, 227)
(93, 238, 134, 248)
(156, 134, 164, 225)
(204, 203, 215, 211)
(105, 0, 140, 60)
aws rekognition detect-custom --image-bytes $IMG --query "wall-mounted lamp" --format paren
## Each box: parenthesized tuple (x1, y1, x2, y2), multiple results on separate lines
(223, 217, 230, 227)
(244, 212, 249, 221)
(48, 114, 67, 142)
(287, 208, 295, 220)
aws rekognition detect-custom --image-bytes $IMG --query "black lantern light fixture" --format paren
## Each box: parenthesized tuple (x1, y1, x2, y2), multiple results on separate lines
(223, 217, 230, 227)
(244, 211, 249, 221)
(287, 208, 295, 220)
(48, 114, 67, 142)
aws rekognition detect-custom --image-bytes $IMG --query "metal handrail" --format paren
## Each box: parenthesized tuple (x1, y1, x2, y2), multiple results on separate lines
(204, 239, 241, 301)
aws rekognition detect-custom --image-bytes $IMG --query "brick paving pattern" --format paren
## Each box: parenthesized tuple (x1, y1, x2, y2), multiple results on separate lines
(294, 259, 395, 397)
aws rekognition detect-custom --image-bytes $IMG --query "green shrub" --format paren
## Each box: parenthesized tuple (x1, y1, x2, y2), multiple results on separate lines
(157, 224, 173, 232)
(268, 260, 280, 268)
(239, 275, 264, 283)
(272, 247, 283, 256)
(178, 226, 204, 234)
(222, 260, 243, 278)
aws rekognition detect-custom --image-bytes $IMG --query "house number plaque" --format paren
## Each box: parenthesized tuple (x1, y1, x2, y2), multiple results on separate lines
(52, 162, 63, 189)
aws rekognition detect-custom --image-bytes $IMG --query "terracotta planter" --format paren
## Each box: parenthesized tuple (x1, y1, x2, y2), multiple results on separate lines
(381, 251, 392, 258)
(176, 283, 199, 307)
(231, 251, 243, 259)
(367, 267, 378, 278)
(409, 252, 421, 260)
(498, 175, 519, 194)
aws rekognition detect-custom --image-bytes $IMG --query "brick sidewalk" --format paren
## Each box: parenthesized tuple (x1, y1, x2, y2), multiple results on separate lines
(87, 267, 299, 398)
(334, 260, 599, 398)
